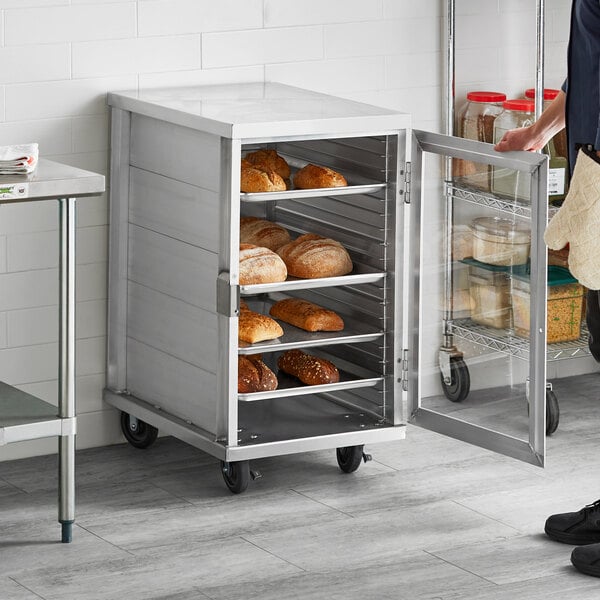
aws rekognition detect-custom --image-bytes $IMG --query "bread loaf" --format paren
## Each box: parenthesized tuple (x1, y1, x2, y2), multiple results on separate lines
(239, 243, 287, 285)
(238, 355, 278, 393)
(238, 356, 260, 393)
(241, 167, 286, 193)
(269, 298, 344, 332)
(245, 149, 291, 180)
(276, 234, 353, 279)
(240, 217, 291, 251)
(239, 309, 284, 344)
(277, 349, 339, 385)
(249, 356, 278, 391)
(293, 164, 347, 189)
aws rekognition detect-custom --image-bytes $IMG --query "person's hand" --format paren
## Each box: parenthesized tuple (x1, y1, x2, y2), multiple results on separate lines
(494, 125, 544, 153)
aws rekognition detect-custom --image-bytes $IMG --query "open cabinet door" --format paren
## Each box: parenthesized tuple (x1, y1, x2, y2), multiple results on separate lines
(407, 130, 549, 467)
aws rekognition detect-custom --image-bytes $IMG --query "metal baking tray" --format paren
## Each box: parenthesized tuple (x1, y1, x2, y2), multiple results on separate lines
(240, 182, 387, 203)
(238, 368, 383, 402)
(238, 298, 383, 354)
(240, 268, 385, 295)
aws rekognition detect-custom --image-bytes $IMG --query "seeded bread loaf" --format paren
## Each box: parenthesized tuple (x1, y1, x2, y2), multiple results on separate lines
(276, 234, 352, 279)
(238, 309, 284, 344)
(269, 298, 344, 332)
(240, 217, 291, 251)
(239, 243, 287, 285)
(293, 164, 347, 189)
(238, 355, 278, 393)
(277, 349, 339, 385)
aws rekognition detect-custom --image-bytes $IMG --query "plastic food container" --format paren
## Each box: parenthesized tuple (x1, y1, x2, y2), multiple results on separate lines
(511, 267, 584, 342)
(454, 91, 506, 190)
(468, 263, 512, 328)
(492, 99, 536, 200)
(470, 216, 531, 266)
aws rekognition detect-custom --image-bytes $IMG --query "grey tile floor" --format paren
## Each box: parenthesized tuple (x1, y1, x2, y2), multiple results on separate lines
(2, 373, 600, 599)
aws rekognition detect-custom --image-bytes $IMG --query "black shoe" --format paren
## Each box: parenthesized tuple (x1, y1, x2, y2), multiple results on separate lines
(572, 543, 600, 576)
(545, 499, 600, 544)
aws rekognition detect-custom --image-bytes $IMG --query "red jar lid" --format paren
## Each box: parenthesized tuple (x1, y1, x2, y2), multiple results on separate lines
(502, 98, 535, 112)
(524, 88, 560, 101)
(466, 91, 507, 103)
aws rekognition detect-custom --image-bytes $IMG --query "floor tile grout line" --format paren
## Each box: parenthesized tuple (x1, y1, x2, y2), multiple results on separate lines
(290, 488, 357, 519)
(239, 535, 308, 573)
(423, 549, 500, 587)
(145, 481, 197, 507)
(75, 523, 137, 556)
(8, 576, 47, 600)
(451, 499, 525, 535)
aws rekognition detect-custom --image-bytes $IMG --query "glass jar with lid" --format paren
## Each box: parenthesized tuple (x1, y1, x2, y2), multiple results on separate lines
(524, 88, 569, 203)
(492, 99, 536, 200)
(454, 91, 506, 190)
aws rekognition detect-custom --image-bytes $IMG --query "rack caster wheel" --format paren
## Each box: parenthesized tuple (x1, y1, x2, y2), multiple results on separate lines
(546, 389, 560, 436)
(336, 445, 371, 473)
(221, 460, 250, 494)
(120, 412, 158, 449)
(440, 357, 470, 403)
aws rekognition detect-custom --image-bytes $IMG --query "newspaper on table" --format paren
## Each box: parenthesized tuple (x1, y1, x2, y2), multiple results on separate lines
(0, 143, 39, 175)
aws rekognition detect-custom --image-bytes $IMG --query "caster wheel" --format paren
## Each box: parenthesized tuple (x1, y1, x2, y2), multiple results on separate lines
(336, 445, 364, 473)
(221, 460, 250, 494)
(546, 389, 560, 436)
(440, 358, 470, 403)
(120, 412, 158, 449)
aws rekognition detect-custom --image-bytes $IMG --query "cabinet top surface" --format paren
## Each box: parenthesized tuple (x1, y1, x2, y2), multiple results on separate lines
(0, 158, 105, 203)
(108, 82, 409, 139)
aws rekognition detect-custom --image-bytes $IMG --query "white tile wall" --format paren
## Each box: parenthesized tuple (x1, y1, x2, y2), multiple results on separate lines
(4, 4, 136, 45)
(0, 0, 573, 461)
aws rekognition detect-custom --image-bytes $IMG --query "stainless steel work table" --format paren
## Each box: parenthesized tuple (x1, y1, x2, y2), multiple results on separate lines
(0, 159, 105, 542)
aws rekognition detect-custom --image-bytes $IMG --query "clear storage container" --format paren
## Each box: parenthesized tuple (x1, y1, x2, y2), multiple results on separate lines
(524, 88, 569, 203)
(454, 91, 506, 190)
(470, 216, 531, 266)
(492, 99, 536, 200)
(468, 263, 512, 329)
(511, 267, 584, 342)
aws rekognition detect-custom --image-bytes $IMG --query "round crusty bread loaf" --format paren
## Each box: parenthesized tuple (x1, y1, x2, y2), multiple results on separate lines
(276, 234, 353, 279)
(239, 243, 288, 285)
(241, 167, 286, 193)
(245, 149, 291, 180)
(293, 164, 347, 189)
(240, 217, 291, 251)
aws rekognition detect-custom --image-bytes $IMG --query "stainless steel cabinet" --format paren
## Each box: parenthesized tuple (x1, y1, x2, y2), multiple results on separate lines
(105, 83, 547, 493)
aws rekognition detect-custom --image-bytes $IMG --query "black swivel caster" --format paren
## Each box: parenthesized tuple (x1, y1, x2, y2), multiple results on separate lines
(336, 445, 372, 473)
(440, 357, 470, 403)
(120, 412, 158, 449)
(221, 460, 251, 494)
(546, 388, 560, 436)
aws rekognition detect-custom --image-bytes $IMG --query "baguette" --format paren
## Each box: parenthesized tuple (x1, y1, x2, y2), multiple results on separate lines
(245, 149, 291, 180)
(238, 309, 284, 344)
(239, 243, 287, 285)
(269, 298, 344, 332)
(238, 355, 278, 393)
(241, 166, 286, 193)
(277, 349, 339, 385)
(276, 234, 353, 279)
(293, 164, 347, 189)
(240, 217, 291, 251)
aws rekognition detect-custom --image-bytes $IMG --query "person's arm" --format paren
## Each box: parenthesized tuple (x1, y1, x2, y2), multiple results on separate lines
(494, 90, 566, 152)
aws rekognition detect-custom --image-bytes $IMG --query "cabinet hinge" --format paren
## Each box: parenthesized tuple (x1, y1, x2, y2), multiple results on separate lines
(403, 162, 411, 204)
(400, 348, 409, 391)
